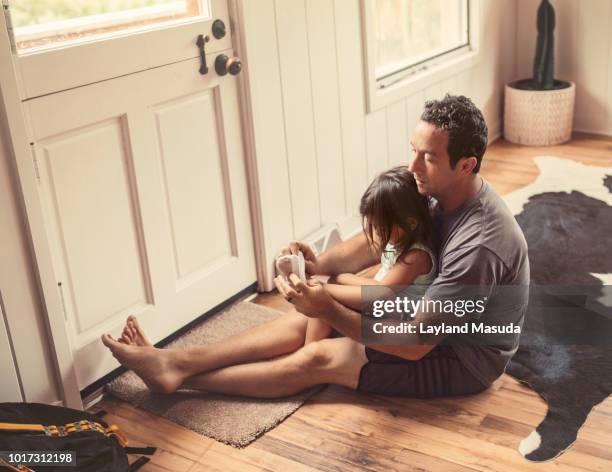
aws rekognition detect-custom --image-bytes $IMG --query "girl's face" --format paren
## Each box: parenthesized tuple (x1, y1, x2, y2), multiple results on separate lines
(373, 225, 405, 245)
(373, 218, 418, 245)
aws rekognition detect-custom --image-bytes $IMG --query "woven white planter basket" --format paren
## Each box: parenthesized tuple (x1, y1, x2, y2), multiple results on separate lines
(504, 81, 575, 146)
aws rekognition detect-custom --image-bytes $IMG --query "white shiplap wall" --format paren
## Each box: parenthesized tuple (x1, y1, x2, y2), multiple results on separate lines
(237, 0, 518, 290)
(517, 0, 612, 136)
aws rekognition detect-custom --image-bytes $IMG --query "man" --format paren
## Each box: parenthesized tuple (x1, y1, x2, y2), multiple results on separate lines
(101, 95, 529, 399)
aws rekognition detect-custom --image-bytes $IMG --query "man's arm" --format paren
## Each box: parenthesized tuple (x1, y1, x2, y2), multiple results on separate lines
(274, 274, 437, 362)
(332, 273, 380, 286)
(325, 249, 432, 311)
(320, 298, 435, 360)
(324, 284, 363, 311)
(287, 232, 378, 276)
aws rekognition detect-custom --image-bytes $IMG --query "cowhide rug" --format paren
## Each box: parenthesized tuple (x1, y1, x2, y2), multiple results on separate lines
(502, 156, 612, 462)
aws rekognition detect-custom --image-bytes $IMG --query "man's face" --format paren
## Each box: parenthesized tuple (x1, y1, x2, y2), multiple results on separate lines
(408, 120, 457, 198)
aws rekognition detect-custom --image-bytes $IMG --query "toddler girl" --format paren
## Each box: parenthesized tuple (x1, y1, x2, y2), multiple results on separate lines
(305, 166, 437, 343)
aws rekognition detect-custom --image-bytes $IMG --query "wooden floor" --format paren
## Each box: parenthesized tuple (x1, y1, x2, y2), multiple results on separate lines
(93, 134, 612, 471)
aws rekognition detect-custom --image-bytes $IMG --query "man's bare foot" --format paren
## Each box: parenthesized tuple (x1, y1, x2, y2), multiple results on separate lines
(101, 334, 184, 394)
(119, 315, 152, 347)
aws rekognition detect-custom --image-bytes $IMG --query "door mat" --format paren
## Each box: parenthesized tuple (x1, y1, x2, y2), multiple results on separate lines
(105, 301, 322, 447)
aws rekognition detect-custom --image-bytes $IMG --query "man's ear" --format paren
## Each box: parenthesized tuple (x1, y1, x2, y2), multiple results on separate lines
(459, 156, 477, 175)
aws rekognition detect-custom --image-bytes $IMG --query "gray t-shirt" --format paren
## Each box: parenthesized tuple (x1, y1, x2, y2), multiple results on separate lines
(426, 178, 530, 386)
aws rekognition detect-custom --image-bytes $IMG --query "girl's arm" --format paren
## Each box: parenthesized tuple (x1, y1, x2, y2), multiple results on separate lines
(325, 249, 432, 309)
(333, 272, 379, 286)
(324, 284, 365, 311)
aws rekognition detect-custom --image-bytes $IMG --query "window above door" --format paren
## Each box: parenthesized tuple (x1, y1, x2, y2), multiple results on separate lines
(10, 0, 211, 53)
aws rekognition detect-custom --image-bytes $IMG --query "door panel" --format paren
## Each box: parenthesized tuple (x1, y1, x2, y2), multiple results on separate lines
(26, 54, 256, 390)
(40, 119, 152, 337)
(153, 90, 236, 285)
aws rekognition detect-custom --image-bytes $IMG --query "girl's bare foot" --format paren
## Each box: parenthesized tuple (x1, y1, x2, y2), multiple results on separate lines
(119, 315, 153, 347)
(101, 334, 184, 394)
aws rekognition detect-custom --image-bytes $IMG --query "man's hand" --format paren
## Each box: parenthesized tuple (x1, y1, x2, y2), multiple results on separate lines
(279, 240, 318, 275)
(274, 273, 336, 318)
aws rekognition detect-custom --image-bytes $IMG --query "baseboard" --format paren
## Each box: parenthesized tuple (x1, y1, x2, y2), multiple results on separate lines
(572, 127, 612, 138)
(82, 388, 105, 411)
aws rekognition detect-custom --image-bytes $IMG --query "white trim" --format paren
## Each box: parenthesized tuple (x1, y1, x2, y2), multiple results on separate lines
(376, 44, 471, 88)
(228, 0, 269, 292)
(571, 127, 612, 138)
(0, 292, 24, 401)
(0, 11, 82, 409)
(361, 0, 483, 113)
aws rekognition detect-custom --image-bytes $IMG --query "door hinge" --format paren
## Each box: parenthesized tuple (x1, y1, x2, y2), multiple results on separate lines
(2, 0, 17, 54)
(29, 142, 41, 182)
(58, 282, 68, 321)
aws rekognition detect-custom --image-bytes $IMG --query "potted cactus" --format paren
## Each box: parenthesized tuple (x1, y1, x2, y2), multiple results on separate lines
(504, 0, 575, 145)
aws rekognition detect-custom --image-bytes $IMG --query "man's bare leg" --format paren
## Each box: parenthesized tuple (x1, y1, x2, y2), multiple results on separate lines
(101, 308, 310, 393)
(179, 337, 367, 397)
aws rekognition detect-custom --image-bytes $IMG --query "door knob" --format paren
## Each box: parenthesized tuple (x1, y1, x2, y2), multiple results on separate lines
(215, 54, 242, 76)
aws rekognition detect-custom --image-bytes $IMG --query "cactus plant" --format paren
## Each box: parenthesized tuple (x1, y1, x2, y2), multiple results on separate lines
(533, 0, 555, 89)
(512, 0, 569, 91)
(504, 0, 575, 145)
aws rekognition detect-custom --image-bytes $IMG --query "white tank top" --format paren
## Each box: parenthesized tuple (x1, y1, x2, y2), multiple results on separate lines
(373, 242, 437, 285)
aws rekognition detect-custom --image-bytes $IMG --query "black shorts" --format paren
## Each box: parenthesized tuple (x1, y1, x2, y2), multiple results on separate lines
(357, 344, 489, 398)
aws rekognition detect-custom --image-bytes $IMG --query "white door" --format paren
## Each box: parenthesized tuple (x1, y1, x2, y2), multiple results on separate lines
(8, 0, 256, 392)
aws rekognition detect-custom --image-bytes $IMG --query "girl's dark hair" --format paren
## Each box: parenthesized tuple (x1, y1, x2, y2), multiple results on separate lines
(359, 166, 432, 256)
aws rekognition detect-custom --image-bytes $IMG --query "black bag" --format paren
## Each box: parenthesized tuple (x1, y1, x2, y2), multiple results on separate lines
(0, 403, 155, 471)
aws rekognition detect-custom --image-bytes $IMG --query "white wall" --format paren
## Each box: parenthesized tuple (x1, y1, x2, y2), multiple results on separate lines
(237, 0, 518, 289)
(517, 0, 612, 136)
(0, 93, 62, 404)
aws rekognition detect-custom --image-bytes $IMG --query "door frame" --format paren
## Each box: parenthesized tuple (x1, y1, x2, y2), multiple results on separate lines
(0, 292, 24, 402)
(0, 11, 82, 409)
(226, 0, 269, 291)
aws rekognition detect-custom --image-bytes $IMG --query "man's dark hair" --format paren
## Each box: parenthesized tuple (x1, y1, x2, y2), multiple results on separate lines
(420, 94, 488, 173)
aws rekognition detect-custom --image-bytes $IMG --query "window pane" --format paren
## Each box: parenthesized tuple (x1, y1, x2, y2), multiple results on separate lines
(12, 0, 209, 52)
(374, 0, 469, 80)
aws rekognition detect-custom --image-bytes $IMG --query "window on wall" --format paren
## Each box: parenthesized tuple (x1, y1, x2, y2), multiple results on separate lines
(374, 0, 470, 88)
